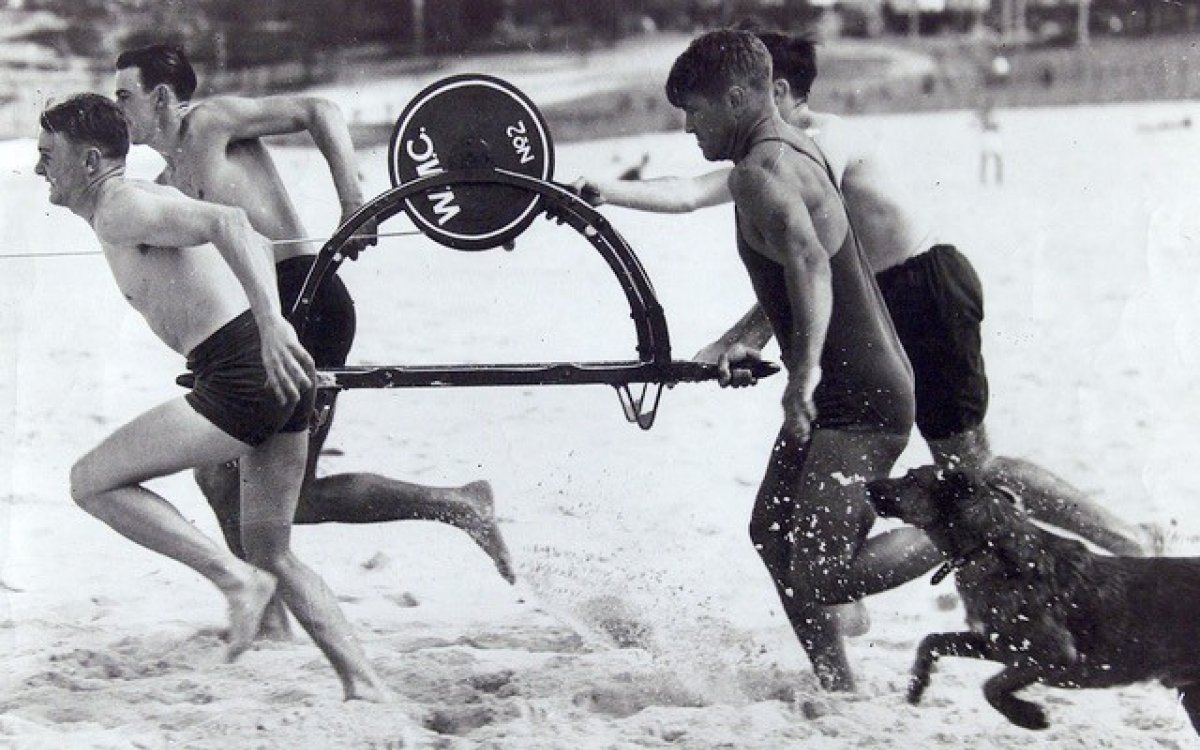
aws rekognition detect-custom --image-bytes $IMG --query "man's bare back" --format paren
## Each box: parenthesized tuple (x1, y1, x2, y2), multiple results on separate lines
(793, 110, 931, 272)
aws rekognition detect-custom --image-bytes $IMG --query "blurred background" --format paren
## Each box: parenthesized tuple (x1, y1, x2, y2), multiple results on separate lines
(0, 0, 1196, 142)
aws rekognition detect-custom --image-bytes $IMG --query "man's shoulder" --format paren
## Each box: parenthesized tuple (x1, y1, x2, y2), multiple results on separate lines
(98, 179, 186, 221)
(805, 110, 844, 130)
(188, 96, 251, 118)
(744, 134, 825, 177)
(728, 155, 773, 193)
(182, 98, 253, 137)
(731, 147, 819, 207)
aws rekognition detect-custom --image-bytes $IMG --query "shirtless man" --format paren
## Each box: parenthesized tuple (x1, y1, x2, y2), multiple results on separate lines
(38, 93, 387, 700)
(112, 46, 514, 622)
(578, 31, 1149, 557)
(662, 30, 940, 691)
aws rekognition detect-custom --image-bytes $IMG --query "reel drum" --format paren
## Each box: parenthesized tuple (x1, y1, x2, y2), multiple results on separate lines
(388, 74, 555, 250)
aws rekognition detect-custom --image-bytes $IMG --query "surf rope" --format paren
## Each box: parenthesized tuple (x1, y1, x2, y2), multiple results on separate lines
(0, 229, 424, 259)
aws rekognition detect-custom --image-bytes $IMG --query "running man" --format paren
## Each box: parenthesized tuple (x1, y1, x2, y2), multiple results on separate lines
(661, 30, 940, 691)
(39, 93, 387, 700)
(577, 31, 1150, 557)
(112, 46, 514, 630)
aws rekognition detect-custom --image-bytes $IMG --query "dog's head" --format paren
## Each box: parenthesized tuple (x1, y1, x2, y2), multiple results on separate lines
(863, 465, 978, 530)
(866, 466, 1041, 568)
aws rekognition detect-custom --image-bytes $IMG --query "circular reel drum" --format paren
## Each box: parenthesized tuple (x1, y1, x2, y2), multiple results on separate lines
(388, 74, 555, 250)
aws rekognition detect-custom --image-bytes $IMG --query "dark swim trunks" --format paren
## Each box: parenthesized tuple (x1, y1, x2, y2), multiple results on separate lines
(875, 244, 988, 441)
(276, 255, 356, 368)
(277, 255, 356, 428)
(184, 310, 315, 446)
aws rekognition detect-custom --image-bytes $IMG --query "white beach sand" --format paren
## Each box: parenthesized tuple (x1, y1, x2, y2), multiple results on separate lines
(3, 73, 1200, 748)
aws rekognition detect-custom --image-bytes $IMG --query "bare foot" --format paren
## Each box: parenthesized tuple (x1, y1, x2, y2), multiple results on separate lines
(460, 481, 516, 584)
(344, 673, 395, 703)
(225, 568, 277, 662)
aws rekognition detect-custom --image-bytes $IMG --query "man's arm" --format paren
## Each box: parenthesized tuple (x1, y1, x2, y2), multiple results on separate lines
(199, 96, 375, 255)
(731, 165, 832, 439)
(694, 303, 773, 364)
(575, 168, 733, 213)
(693, 304, 775, 389)
(201, 96, 363, 206)
(98, 186, 313, 402)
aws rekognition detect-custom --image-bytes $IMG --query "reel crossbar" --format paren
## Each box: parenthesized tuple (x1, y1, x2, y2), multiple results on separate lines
(178, 74, 777, 430)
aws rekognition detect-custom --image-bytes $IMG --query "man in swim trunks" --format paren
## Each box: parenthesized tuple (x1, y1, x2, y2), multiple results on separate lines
(661, 30, 940, 691)
(112, 46, 514, 633)
(577, 30, 1150, 558)
(38, 94, 387, 700)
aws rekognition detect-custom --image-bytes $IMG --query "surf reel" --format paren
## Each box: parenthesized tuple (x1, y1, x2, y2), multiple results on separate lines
(289, 74, 777, 429)
(388, 74, 553, 250)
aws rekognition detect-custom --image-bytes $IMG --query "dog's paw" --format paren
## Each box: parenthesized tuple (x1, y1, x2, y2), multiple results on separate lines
(999, 699, 1049, 731)
(907, 673, 930, 704)
(906, 683, 925, 705)
(907, 654, 939, 704)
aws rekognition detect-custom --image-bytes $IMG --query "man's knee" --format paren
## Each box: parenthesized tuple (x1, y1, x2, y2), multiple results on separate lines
(928, 426, 992, 473)
(239, 517, 296, 569)
(748, 504, 792, 564)
(749, 522, 859, 606)
(242, 542, 297, 576)
(69, 455, 109, 510)
(792, 562, 859, 606)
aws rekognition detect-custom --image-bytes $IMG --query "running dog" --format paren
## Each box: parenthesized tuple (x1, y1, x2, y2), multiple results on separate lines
(864, 466, 1200, 734)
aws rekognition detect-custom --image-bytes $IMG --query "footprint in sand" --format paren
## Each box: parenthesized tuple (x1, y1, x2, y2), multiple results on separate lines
(572, 677, 706, 719)
(424, 704, 506, 736)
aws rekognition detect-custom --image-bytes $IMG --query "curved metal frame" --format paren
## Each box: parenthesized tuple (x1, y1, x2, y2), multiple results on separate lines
(290, 168, 775, 428)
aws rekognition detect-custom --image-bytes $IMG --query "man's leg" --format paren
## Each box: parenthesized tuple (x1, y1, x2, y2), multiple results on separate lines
(928, 424, 1151, 556)
(70, 398, 277, 659)
(195, 462, 243, 555)
(239, 430, 389, 702)
(194, 460, 297, 639)
(279, 261, 515, 581)
(294, 395, 515, 582)
(750, 429, 938, 691)
(191, 394, 516, 640)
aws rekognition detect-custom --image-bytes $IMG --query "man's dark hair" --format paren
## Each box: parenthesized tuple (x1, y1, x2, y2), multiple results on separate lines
(755, 31, 818, 101)
(40, 93, 129, 160)
(666, 30, 772, 107)
(116, 44, 197, 102)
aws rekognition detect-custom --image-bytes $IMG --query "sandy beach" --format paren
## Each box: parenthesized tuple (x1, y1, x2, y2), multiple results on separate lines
(3, 55, 1200, 748)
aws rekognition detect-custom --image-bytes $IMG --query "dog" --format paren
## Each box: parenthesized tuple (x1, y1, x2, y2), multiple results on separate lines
(864, 465, 1200, 734)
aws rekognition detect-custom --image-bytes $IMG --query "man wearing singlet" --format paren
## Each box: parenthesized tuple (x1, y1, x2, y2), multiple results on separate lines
(112, 46, 514, 640)
(663, 30, 939, 691)
(579, 30, 1149, 558)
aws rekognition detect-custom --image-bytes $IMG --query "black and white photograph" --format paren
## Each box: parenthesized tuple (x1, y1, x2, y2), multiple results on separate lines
(2, 1, 1200, 747)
